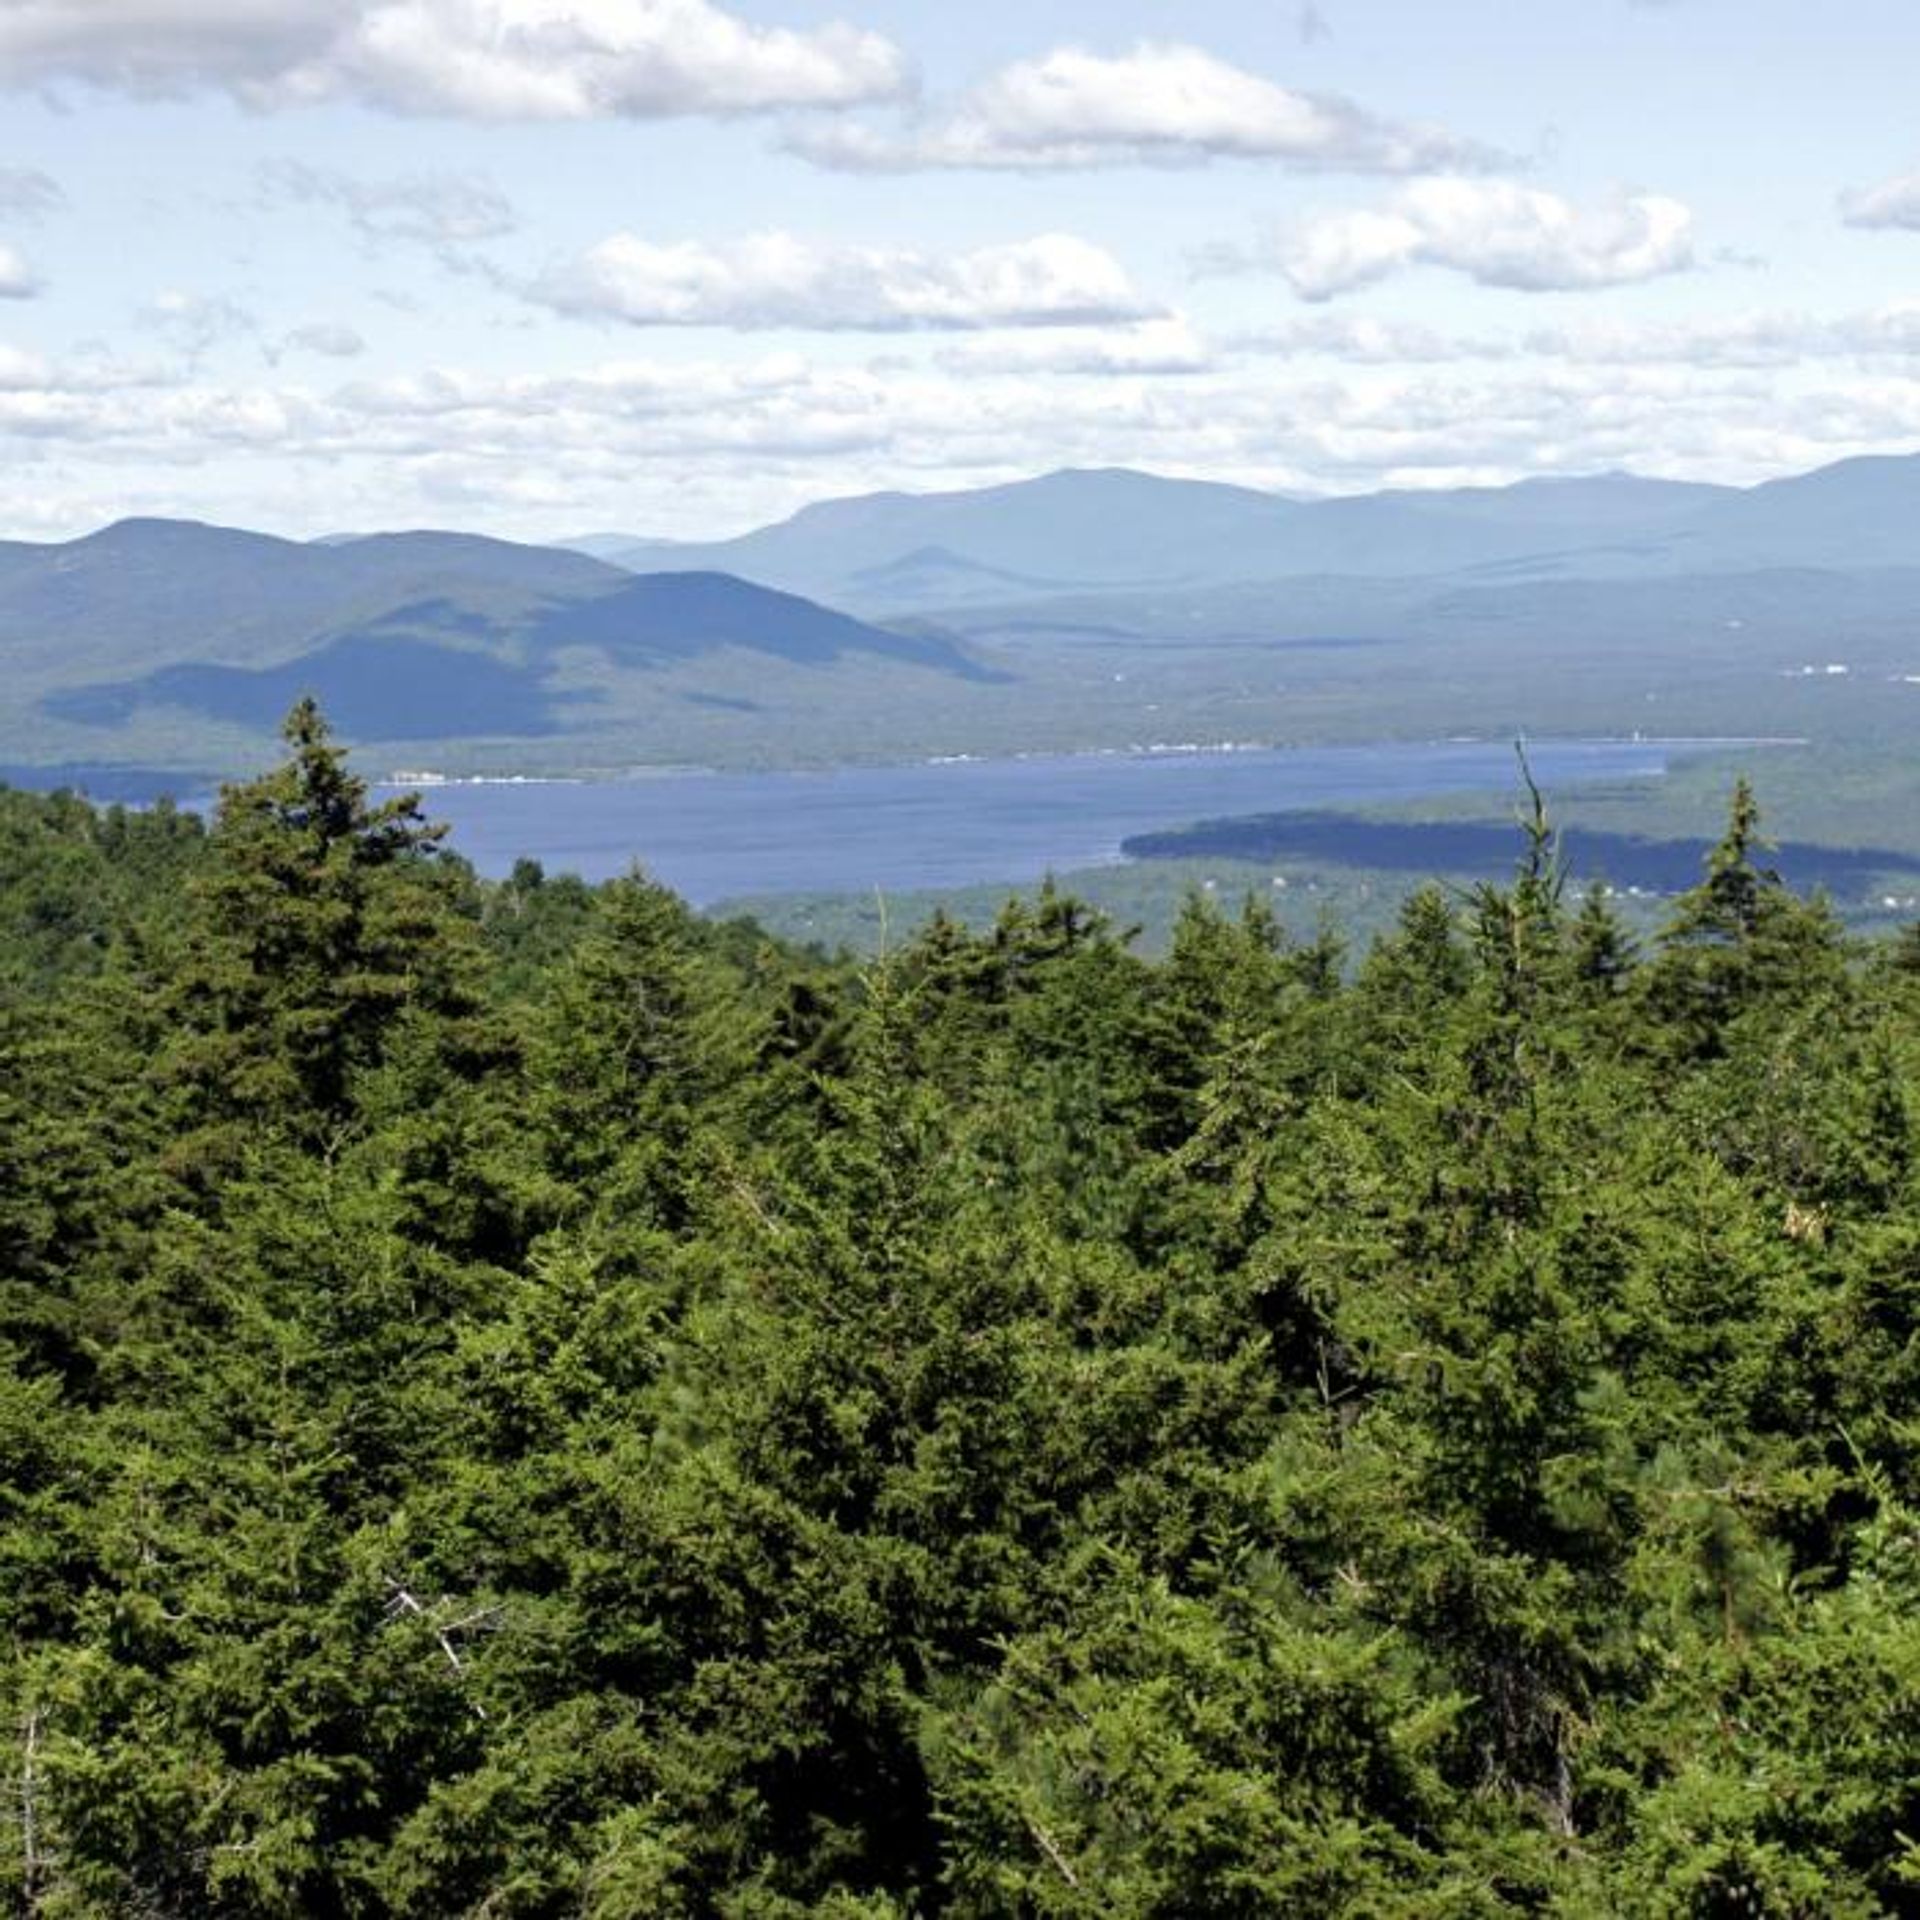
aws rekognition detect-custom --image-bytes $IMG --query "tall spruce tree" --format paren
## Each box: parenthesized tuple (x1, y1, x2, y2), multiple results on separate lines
(140, 700, 484, 1207)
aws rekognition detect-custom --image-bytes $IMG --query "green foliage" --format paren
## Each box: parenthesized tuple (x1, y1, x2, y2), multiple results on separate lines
(10, 718, 1920, 1912)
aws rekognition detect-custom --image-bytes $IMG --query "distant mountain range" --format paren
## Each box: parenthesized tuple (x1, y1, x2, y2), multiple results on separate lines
(0, 518, 998, 760)
(1, 449, 1916, 782)
(567, 455, 1920, 613)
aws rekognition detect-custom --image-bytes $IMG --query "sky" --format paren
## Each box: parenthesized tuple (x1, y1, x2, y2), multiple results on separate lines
(2, 0, 1919, 542)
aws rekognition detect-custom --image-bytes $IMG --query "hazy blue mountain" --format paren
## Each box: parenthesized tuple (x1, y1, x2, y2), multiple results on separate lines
(579, 469, 1302, 607)
(1180, 476, 1729, 586)
(1385, 472, 1733, 532)
(1656, 456, 1920, 572)
(937, 561, 1920, 657)
(836, 544, 1139, 608)
(554, 531, 697, 564)
(9, 450, 1920, 782)
(576, 457, 1916, 611)
(572, 466, 1733, 609)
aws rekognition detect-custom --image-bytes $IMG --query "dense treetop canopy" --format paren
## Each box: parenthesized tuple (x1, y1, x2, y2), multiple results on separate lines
(6, 705, 1920, 1915)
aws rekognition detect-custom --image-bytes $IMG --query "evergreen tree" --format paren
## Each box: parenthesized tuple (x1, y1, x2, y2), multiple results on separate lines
(12, 733, 1920, 1913)
(151, 699, 463, 1176)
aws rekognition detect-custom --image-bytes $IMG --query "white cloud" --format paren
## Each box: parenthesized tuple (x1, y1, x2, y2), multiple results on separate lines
(8, 336, 1920, 542)
(0, 244, 41, 298)
(0, 0, 909, 119)
(0, 342, 50, 386)
(1262, 178, 1695, 298)
(1843, 168, 1920, 232)
(260, 160, 516, 245)
(789, 41, 1499, 174)
(0, 1, 337, 98)
(529, 230, 1158, 331)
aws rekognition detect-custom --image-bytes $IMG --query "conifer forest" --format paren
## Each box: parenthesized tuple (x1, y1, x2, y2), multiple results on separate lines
(12, 701, 1920, 1916)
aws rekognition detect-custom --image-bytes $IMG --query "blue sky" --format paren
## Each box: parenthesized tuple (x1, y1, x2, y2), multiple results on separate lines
(2, 0, 1918, 540)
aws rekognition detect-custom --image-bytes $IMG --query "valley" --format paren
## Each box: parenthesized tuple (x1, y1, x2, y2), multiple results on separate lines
(3, 456, 1918, 940)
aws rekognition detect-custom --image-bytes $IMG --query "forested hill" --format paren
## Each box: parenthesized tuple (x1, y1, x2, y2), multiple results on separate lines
(13, 704, 1920, 1913)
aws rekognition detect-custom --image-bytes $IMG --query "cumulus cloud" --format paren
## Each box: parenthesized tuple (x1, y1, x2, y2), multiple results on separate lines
(788, 42, 1500, 174)
(0, 244, 41, 298)
(0, 0, 909, 119)
(1842, 168, 1920, 232)
(11, 339, 1920, 540)
(529, 230, 1158, 331)
(0, 1, 334, 98)
(1247, 178, 1695, 299)
(259, 160, 517, 251)
(0, 165, 62, 217)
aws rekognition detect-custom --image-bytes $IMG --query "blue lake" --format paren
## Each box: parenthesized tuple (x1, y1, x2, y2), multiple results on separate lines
(368, 738, 1737, 904)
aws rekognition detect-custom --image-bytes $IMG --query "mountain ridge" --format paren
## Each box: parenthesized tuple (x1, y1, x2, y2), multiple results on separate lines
(564, 455, 1913, 613)
(0, 524, 1001, 761)
(4, 447, 1916, 780)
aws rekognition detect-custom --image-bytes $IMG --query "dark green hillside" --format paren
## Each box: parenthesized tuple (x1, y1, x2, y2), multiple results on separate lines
(41, 572, 1000, 743)
(528, 569, 1004, 676)
(47, 633, 570, 738)
(1125, 807, 1920, 902)
(14, 707, 1920, 1911)
(1, 521, 1003, 768)
(0, 517, 616, 681)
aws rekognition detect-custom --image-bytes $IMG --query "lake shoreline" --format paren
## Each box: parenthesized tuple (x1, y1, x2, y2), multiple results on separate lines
(371, 731, 1799, 789)
(363, 737, 1775, 903)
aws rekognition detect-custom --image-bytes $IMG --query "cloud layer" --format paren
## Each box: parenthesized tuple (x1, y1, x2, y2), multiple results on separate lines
(1843, 168, 1920, 232)
(529, 230, 1156, 331)
(10, 340, 1920, 543)
(0, 244, 41, 298)
(0, 0, 909, 118)
(1258, 179, 1695, 298)
(791, 42, 1498, 174)
(1235, 305, 1920, 369)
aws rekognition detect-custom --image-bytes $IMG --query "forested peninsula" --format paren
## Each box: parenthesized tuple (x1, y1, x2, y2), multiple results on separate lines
(10, 702, 1920, 1915)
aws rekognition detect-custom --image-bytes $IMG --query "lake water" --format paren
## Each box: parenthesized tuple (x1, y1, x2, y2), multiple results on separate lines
(370, 738, 1725, 904)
